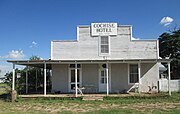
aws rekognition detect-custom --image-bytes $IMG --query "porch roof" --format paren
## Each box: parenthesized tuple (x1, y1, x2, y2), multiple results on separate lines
(7, 59, 171, 69)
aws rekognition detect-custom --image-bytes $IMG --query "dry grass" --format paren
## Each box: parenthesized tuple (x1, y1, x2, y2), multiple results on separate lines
(0, 84, 180, 114)
(0, 99, 180, 113)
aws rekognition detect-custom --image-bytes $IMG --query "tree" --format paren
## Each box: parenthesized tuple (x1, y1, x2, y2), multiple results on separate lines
(159, 29, 180, 79)
(29, 55, 41, 60)
(4, 55, 52, 94)
(28, 55, 51, 93)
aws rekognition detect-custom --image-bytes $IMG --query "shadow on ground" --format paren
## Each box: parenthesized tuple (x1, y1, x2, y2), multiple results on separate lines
(0, 93, 11, 102)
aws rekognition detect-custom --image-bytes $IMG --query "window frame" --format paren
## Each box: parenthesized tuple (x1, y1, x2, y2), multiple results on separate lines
(128, 63, 139, 85)
(99, 36, 110, 56)
(68, 64, 82, 92)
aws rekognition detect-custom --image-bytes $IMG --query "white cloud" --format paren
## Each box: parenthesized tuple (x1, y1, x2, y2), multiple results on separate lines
(8, 50, 25, 59)
(0, 62, 25, 78)
(160, 16, 174, 26)
(0, 50, 25, 59)
(0, 64, 12, 78)
(131, 37, 140, 40)
(29, 41, 37, 48)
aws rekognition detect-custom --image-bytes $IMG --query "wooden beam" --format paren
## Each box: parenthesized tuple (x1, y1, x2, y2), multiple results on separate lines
(75, 63, 78, 97)
(26, 66, 28, 94)
(44, 63, 47, 96)
(106, 62, 109, 95)
(168, 62, 171, 96)
(12, 64, 15, 91)
(138, 63, 141, 93)
(35, 69, 37, 92)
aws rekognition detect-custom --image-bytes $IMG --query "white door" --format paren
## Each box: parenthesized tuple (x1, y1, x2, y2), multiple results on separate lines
(69, 68, 81, 92)
(99, 64, 111, 92)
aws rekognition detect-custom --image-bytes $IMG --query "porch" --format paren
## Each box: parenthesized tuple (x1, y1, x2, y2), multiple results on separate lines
(7, 59, 172, 97)
(19, 92, 161, 101)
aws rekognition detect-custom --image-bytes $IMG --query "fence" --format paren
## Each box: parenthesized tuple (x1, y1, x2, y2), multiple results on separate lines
(158, 79, 180, 92)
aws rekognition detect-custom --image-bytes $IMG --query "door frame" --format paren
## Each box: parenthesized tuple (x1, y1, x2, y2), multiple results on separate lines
(68, 65, 82, 92)
(98, 64, 111, 92)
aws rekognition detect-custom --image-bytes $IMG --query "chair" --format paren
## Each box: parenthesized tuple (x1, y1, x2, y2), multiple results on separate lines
(73, 87, 85, 95)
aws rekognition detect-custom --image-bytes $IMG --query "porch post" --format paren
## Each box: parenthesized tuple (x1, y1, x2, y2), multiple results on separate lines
(35, 69, 37, 92)
(138, 63, 141, 93)
(168, 62, 171, 96)
(12, 64, 15, 91)
(26, 66, 28, 94)
(106, 62, 109, 95)
(75, 62, 78, 97)
(44, 63, 47, 96)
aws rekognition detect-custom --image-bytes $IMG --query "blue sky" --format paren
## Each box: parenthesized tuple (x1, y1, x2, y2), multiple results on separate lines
(0, 0, 180, 77)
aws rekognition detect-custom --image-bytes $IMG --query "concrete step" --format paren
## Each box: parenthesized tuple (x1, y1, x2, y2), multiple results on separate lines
(82, 96, 103, 101)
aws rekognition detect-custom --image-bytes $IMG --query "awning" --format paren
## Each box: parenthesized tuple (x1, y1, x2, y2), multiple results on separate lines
(7, 59, 171, 69)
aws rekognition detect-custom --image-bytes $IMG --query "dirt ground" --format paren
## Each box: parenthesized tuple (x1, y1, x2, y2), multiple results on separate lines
(0, 100, 180, 113)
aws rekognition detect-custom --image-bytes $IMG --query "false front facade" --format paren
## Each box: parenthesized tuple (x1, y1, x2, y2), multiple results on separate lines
(51, 23, 160, 94)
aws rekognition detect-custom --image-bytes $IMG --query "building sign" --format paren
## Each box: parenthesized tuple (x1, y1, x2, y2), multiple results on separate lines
(91, 23, 117, 36)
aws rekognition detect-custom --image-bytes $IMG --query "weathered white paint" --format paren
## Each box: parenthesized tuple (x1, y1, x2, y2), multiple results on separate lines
(51, 63, 158, 93)
(111, 63, 128, 92)
(140, 63, 159, 92)
(98, 64, 111, 92)
(75, 63, 78, 97)
(68, 65, 82, 93)
(106, 63, 109, 95)
(159, 79, 180, 92)
(50, 23, 159, 93)
(51, 64, 69, 93)
(168, 62, 171, 96)
(156, 40, 160, 59)
(12, 64, 15, 91)
(44, 63, 46, 96)
(51, 41, 53, 60)
(82, 64, 98, 93)
(51, 25, 158, 60)
(138, 63, 141, 93)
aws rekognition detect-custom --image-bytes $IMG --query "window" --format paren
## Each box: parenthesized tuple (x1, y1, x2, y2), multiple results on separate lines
(129, 64, 139, 84)
(100, 69, 107, 84)
(100, 36, 109, 54)
(69, 64, 81, 91)
(69, 64, 81, 68)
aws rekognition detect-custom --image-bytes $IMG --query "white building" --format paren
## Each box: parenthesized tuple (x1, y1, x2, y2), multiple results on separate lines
(8, 23, 171, 96)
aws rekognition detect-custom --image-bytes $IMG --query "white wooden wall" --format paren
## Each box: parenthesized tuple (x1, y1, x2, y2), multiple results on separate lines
(51, 25, 158, 60)
(159, 79, 180, 92)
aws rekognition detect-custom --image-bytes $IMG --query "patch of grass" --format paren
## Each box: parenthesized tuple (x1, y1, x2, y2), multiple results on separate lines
(85, 108, 143, 114)
(152, 109, 180, 114)
(17, 96, 83, 103)
(0, 83, 11, 102)
(60, 111, 74, 114)
(0, 90, 180, 114)
(0, 93, 11, 102)
(103, 93, 180, 104)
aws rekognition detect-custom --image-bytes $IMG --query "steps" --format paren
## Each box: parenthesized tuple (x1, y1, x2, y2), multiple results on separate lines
(82, 96, 103, 101)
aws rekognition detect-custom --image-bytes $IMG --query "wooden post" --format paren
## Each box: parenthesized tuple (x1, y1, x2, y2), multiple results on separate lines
(75, 63, 78, 97)
(44, 63, 47, 96)
(35, 69, 37, 92)
(106, 62, 109, 95)
(138, 63, 141, 93)
(12, 64, 15, 91)
(12, 64, 17, 102)
(26, 67, 28, 94)
(168, 62, 171, 96)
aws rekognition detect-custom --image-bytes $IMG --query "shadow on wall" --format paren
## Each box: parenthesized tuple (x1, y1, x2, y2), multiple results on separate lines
(126, 63, 157, 93)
